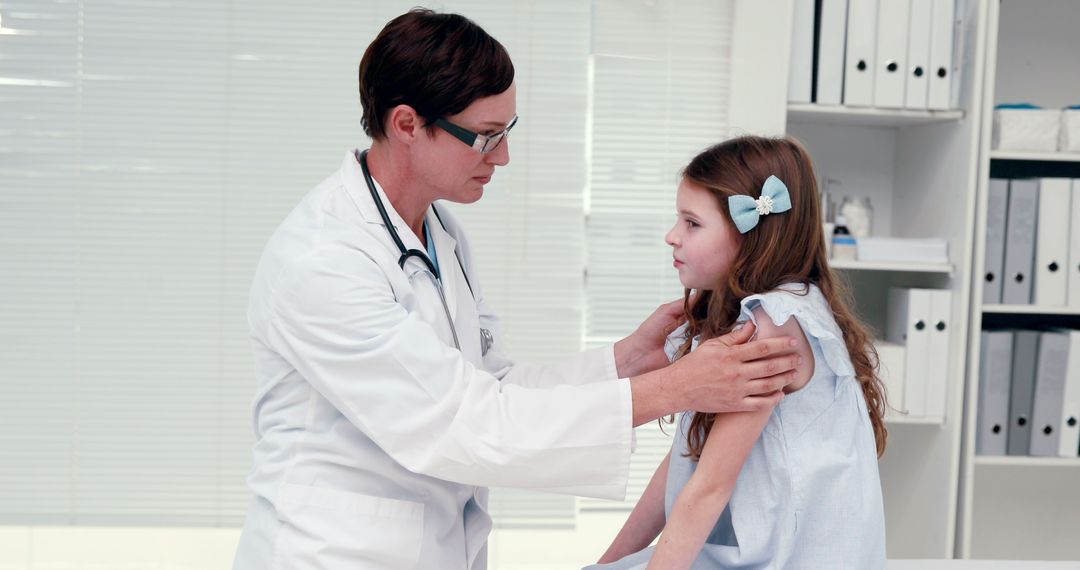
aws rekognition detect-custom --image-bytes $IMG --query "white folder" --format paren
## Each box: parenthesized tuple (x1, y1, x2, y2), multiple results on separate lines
(977, 331, 1013, 456)
(788, 0, 815, 103)
(1002, 179, 1039, 305)
(887, 287, 932, 416)
(1069, 179, 1080, 307)
(983, 179, 1009, 305)
(927, 0, 956, 110)
(1059, 331, 1080, 457)
(924, 289, 952, 418)
(843, 0, 878, 106)
(816, 0, 850, 105)
(1034, 178, 1070, 306)
(1031, 331, 1070, 456)
(904, 0, 932, 109)
(873, 0, 910, 109)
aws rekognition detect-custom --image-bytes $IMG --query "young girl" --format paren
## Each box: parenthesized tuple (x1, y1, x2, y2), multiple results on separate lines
(588, 136, 888, 569)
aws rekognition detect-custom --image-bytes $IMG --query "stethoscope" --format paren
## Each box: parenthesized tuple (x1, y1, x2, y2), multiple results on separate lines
(359, 149, 494, 355)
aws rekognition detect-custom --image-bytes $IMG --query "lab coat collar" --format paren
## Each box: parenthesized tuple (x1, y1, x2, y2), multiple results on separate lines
(341, 149, 461, 321)
(341, 150, 421, 243)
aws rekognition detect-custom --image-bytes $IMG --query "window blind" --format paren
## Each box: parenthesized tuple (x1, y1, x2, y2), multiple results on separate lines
(581, 0, 735, 512)
(0, 0, 587, 527)
(0, 0, 736, 528)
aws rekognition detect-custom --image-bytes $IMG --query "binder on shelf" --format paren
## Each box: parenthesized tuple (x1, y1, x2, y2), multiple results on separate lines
(1034, 178, 1070, 306)
(872, 0, 910, 109)
(876, 340, 906, 415)
(886, 288, 934, 416)
(1030, 331, 1069, 456)
(1007, 330, 1039, 456)
(843, 0, 878, 106)
(977, 331, 1013, 456)
(815, 0, 850, 106)
(1069, 179, 1080, 307)
(1001, 179, 1039, 305)
(1059, 331, 1080, 457)
(927, 0, 956, 110)
(904, 0, 932, 109)
(983, 179, 1009, 305)
(925, 289, 952, 418)
(788, 0, 815, 103)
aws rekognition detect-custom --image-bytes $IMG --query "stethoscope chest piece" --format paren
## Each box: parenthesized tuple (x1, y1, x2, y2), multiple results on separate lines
(480, 328, 494, 356)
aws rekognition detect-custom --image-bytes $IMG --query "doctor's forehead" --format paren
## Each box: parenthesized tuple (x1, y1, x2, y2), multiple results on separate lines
(454, 82, 517, 126)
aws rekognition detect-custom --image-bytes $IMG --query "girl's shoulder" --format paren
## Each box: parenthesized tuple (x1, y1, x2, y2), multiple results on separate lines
(665, 284, 830, 363)
(739, 283, 854, 379)
(739, 283, 833, 332)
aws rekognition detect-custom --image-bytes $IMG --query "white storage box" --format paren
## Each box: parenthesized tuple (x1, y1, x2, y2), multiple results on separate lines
(856, 237, 949, 264)
(1059, 107, 1080, 153)
(992, 105, 1062, 152)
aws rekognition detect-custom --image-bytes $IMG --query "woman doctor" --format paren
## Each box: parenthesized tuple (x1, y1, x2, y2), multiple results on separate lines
(232, 9, 800, 570)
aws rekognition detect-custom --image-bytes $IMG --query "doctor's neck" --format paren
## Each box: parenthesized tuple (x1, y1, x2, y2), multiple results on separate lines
(365, 144, 434, 240)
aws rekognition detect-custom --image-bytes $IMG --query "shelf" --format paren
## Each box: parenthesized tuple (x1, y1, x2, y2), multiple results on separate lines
(787, 104, 965, 127)
(982, 304, 1080, 316)
(886, 413, 945, 426)
(974, 456, 1080, 468)
(829, 259, 953, 273)
(990, 150, 1080, 162)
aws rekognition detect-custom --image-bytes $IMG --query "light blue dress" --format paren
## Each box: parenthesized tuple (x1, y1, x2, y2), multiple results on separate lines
(586, 284, 886, 569)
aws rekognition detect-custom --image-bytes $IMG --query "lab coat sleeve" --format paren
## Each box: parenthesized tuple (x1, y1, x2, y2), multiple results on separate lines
(264, 245, 633, 499)
(477, 300, 621, 388)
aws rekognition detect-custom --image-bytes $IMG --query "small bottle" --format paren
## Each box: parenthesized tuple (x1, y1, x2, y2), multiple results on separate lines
(839, 196, 873, 238)
(831, 215, 857, 261)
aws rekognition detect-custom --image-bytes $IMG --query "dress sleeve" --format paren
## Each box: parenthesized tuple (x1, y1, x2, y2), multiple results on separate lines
(737, 285, 855, 379)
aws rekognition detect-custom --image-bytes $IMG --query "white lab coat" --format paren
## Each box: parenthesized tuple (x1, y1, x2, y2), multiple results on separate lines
(232, 150, 635, 570)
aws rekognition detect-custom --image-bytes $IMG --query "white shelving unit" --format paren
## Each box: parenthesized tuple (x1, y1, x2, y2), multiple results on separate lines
(788, 103, 965, 128)
(982, 305, 1080, 316)
(973, 456, 1080, 468)
(958, 0, 1080, 561)
(783, 2, 988, 559)
(887, 413, 948, 426)
(989, 151, 1080, 162)
(830, 259, 954, 274)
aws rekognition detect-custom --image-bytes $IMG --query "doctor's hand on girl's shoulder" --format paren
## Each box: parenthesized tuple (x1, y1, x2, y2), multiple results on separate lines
(615, 296, 694, 378)
(673, 322, 801, 413)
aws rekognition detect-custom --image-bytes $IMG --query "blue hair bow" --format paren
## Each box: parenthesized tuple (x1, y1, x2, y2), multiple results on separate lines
(727, 175, 792, 234)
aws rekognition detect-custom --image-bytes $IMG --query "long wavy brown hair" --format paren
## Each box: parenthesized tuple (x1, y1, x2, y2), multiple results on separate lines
(672, 136, 888, 459)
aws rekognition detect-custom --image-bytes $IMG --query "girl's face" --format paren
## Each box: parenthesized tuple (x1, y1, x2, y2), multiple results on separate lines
(665, 178, 742, 290)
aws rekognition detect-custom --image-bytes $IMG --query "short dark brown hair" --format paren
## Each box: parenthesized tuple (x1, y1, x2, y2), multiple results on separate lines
(358, 9, 515, 141)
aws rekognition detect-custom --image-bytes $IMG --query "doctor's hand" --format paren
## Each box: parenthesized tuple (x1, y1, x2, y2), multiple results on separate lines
(629, 321, 799, 426)
(614, 297, 689, 379)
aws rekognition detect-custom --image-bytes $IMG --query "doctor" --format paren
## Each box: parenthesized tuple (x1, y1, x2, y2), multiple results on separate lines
(233, 8, 799, 570)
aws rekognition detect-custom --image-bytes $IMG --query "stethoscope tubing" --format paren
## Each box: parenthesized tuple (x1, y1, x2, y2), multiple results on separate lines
(358, 149, 466, 350)
(359, 150, 442, 279)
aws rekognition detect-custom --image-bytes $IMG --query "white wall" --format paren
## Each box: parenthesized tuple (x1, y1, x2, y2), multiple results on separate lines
(0, 0, 792, 568)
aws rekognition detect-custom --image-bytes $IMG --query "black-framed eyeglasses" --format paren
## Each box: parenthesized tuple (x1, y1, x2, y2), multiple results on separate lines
(433, 115, 518, 154)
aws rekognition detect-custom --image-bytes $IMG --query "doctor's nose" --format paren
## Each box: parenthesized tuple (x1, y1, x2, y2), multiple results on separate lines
(485, 138, 511, 167)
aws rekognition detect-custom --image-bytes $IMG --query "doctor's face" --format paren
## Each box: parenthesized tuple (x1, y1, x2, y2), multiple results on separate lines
(665, 178, 742, 291)
(414, 81, 516, 204)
